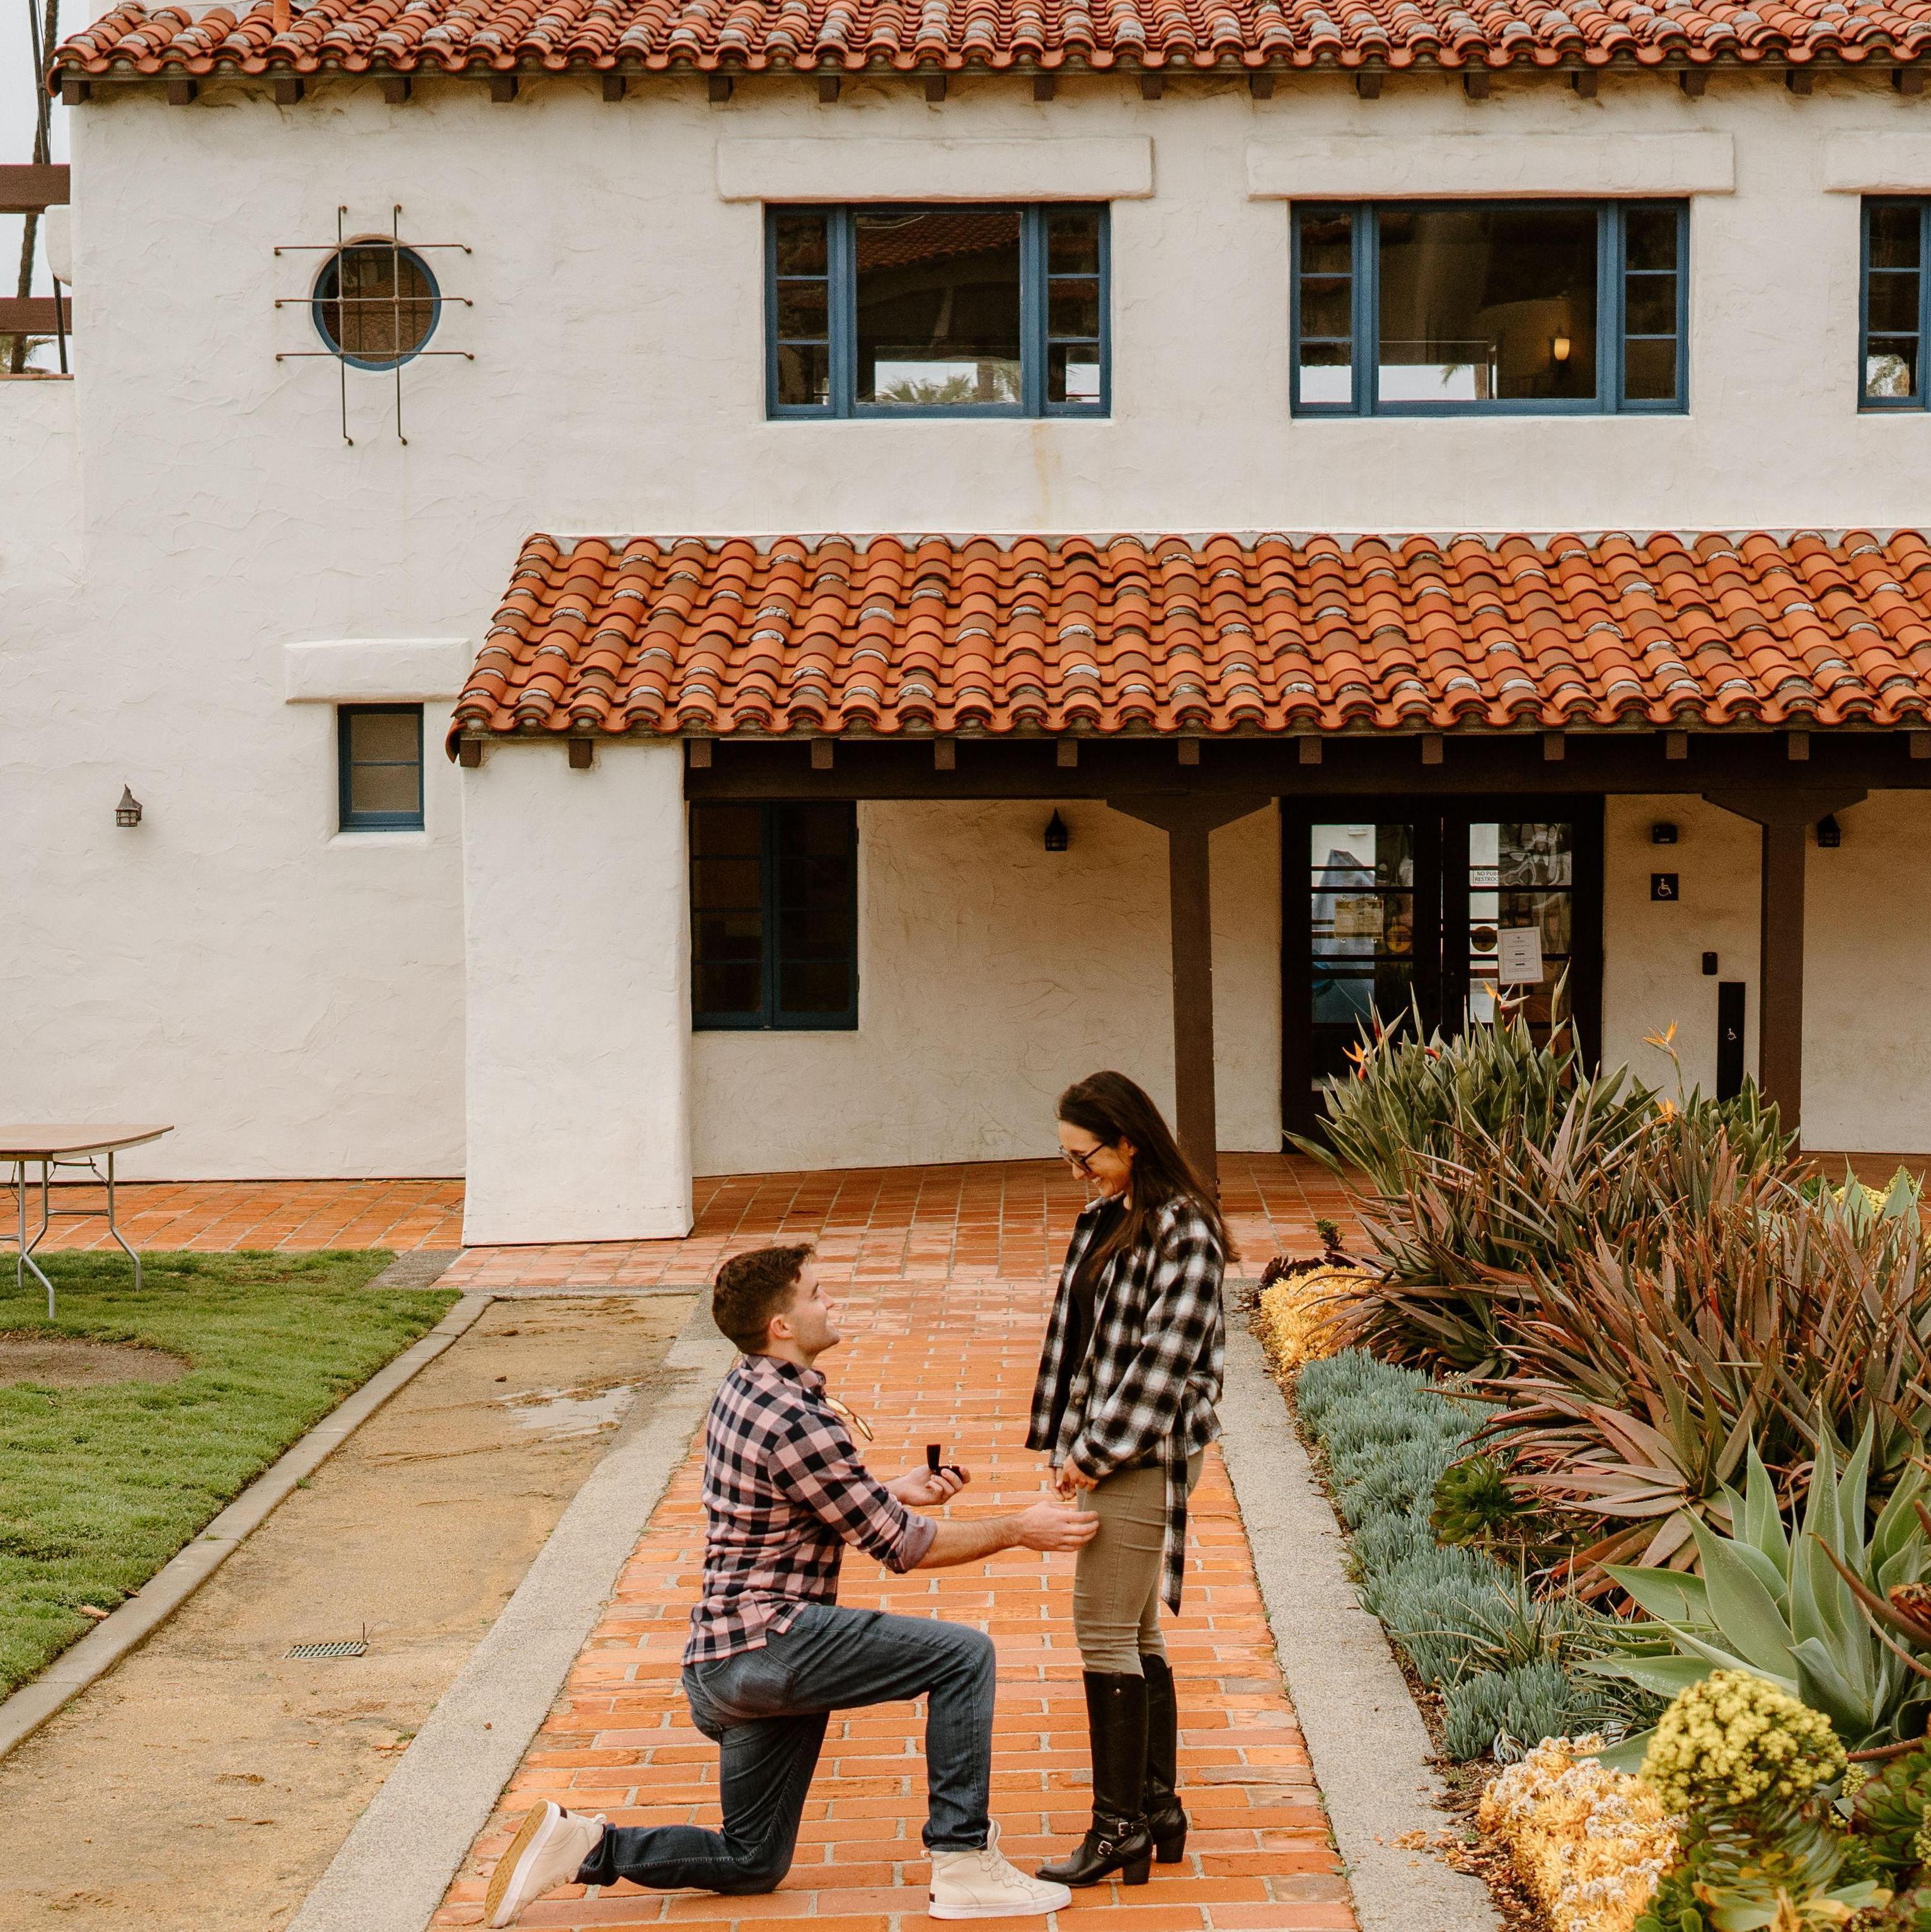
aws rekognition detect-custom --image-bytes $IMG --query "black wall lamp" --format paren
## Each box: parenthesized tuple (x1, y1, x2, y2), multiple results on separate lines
(1044, 811, 1069, 853)
(1816, 814, 1842, 848)
(115, 785, 143, 828)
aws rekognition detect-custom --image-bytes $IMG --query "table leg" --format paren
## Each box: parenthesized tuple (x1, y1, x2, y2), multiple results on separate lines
(101, 1150, 142, 1291)
(13, 1158, 57, 1318)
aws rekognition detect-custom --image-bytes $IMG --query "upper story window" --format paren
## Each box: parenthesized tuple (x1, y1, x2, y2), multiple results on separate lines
(1862, 200, 1930, 408)
(313, 243, 441, 371)
(768, 205, 1108, 419)
(1293, 202, 1687, 417)
(691, 802, 858, 1029)
(338, 705, 424, 831)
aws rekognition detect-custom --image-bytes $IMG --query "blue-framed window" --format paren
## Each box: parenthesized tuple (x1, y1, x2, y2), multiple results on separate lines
(338, 705, 424, 831)
(1862, 199, 1931, 408)
(1292, 201, 1688, 416)
(768, 205, 1109, 419)
(313, 242, 441, 371)
(692, 802, 858, 1029)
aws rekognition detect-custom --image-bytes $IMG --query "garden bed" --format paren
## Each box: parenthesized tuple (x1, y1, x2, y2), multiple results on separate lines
(1257, 1005, 1931, 1932)
(0, 1249, 455, 1695)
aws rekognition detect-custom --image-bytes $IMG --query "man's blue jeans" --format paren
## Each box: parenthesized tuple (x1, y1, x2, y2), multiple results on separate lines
(575, 1604, 996, 1894)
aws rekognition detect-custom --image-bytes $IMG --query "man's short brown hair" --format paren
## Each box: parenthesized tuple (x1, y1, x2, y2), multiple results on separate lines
(713, 1244, 813, 1355)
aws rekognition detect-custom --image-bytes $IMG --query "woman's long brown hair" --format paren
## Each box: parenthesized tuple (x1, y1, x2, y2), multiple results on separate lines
(1059, 1071, 1236, 1295)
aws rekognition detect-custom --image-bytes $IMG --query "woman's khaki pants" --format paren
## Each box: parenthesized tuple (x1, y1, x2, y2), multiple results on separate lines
(1071, 1454, 1203, 1675)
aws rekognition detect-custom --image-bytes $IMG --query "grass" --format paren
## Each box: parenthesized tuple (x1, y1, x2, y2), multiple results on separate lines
(0, 1248, 457, 1696)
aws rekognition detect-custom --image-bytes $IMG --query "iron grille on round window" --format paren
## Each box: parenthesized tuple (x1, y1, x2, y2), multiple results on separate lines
(312, 243, 440, 370)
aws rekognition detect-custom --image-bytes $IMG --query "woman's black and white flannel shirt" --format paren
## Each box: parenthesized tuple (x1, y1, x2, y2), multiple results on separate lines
(1027, 1194, 1226, 1612)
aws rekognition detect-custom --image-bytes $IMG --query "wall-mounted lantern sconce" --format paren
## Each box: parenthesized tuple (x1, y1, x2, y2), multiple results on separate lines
(1816, 814, 1842, 848)
(1702, 951, 1720, 976)
(115, 785, 144, 828)
(1651, 821, 1678, 845)
(1044, 811, 1069, 853)
(1552, 333, 1572, 364)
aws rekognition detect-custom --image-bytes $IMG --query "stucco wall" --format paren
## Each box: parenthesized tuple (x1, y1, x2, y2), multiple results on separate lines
(690, 799, 1281, 1174)
(1600, 790, 1931, 1152)
(1601, 793, 1765, 1101)
(9, 71, 1931, 1180)
(463, 741, 693, 1242)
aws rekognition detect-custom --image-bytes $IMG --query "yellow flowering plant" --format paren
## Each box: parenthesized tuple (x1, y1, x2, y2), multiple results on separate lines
(1640, 1671, 1846, 1816)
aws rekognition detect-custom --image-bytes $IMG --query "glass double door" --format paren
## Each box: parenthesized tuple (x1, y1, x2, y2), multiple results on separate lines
(1281, 801, 1603, 1135)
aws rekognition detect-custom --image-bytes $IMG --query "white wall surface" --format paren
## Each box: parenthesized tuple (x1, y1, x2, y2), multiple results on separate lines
(463, 741, 693, 1241)
(1802, 792, 1931, 1154)
(1601, 794, 1763, 1100)
(691, 798, 1280, 1174)
(11, 69, 1931, 1182)
(1600, 790, 1931, 1153)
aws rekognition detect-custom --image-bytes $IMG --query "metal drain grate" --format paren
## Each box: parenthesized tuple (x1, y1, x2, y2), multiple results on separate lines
(284, 1640, 367, 1660)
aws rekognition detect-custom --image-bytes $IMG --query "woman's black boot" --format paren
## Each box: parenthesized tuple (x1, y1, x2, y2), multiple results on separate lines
(1141, 1653, 1188, 1863)
(1037, 1673, 1153, 1887)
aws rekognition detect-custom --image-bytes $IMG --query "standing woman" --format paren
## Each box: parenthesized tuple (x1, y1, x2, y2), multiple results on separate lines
(1029, 1071, 1230, 1888)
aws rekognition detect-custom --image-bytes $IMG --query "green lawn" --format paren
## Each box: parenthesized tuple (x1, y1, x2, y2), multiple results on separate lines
(0, 1249, 457, 1696)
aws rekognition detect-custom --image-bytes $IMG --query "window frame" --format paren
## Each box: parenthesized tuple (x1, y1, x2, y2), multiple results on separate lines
(311, 241, 443, 373)
(1859, 197, 1930, 412)
(1289, 199, 1690, 419)
(337, 703, 425, 833)
(764, 204, 1111, 421)
(691, 801, 860, 1032)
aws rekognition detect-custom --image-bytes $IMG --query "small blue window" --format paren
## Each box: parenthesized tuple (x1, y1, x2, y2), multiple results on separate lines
(313, 242, 441, 371)
(1862, 199, 1928, 408)
(691, 802, 858, 1029)
(1292, 200, 1688, 416)
(338, 705, 424, 831)
(767, 205, 1109, 419)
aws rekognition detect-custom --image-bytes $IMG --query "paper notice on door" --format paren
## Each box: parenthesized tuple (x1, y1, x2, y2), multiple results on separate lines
(1496, 927, 1545, 986)
(1330, 896, 1383, 940)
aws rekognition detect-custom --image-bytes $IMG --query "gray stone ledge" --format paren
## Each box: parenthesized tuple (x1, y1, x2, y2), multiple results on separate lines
(1217, 1325, 1500, 1932)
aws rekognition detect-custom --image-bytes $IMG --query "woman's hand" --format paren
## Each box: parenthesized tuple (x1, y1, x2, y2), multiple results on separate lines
(1052, 1462, 1099, 1499)
(889, 1466, 970, 1508)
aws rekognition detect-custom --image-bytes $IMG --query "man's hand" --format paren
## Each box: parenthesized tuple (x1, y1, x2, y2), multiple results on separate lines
(1012, 1499, 1100, 1552)
(913, 1491, 1100, 1568)
(889, 1465, 971, 1508)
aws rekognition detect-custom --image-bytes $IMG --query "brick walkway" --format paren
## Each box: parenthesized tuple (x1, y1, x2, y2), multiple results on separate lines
(427, 1161, 1357, 1932)
(16, 1155, 1354, 1282)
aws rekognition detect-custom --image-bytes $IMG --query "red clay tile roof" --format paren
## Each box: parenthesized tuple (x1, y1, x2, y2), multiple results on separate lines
(450, 528, 1931, 743)
(54, 0, 1931, 78)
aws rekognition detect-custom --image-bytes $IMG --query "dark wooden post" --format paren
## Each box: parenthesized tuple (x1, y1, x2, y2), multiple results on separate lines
(1704, 787, 1864, 1138)
(1109, 795, 1270, 1183)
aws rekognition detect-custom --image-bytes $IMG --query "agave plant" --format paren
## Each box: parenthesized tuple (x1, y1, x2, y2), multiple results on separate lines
(1480, 1157, 1931, 1582)
(1587, 1430, 1931, 1756)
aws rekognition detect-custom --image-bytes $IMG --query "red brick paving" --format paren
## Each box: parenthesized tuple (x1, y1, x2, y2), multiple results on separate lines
(442, 1155, 1357, 1292)
(20, 1176, 468, 1254)
(18, 1155, 1352, 1276)
(429, 1162, 1357, 1931)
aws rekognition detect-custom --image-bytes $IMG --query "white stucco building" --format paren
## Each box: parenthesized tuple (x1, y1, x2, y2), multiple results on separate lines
(11, 0, 1931, 1242)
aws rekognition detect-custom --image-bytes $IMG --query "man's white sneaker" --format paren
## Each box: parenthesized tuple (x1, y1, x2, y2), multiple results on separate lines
(485, 1800, 608, 1928)
(930, 1822, 1074, 1919)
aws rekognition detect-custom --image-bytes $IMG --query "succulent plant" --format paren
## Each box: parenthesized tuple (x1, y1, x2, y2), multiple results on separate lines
(1640, 1672, 1845, 1817)
(1851, 1745, 1931, 1875)
(1679, 1809, 1888, 1931)
(1587, 1429, 1931, 1759)
(1431, 1453, 1526, 1546)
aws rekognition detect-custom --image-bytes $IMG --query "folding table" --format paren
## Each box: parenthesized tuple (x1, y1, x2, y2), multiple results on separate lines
(0, 1125, 175, 1316)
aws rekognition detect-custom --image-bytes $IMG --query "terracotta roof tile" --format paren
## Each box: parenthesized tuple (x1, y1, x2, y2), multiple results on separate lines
(54, 0, 1931, 76)
(449, 528, 1931, 744)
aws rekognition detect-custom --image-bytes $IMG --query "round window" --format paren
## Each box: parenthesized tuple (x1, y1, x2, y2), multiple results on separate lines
(312, 242, 440, 370)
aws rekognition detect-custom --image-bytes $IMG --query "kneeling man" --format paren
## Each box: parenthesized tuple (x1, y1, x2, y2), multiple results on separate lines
(488, 1243, 1099, 1926)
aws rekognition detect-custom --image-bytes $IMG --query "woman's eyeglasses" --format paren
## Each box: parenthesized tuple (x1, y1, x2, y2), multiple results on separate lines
(1060, 1145, 1102, 1177)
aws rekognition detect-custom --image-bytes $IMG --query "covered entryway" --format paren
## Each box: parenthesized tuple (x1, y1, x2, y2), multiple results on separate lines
(450, 527, 1931, 1244)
